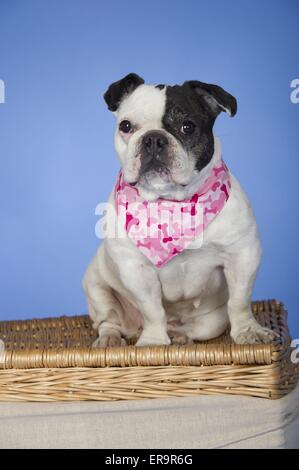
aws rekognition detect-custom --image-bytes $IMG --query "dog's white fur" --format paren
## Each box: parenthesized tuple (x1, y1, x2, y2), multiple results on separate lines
(83, 84, 276, 347)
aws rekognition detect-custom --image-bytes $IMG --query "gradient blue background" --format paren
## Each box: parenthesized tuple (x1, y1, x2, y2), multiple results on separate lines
(0, 0, 298, 336)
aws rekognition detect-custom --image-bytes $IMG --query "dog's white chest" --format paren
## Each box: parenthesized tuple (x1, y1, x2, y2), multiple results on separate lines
(158, 246, 225, 304)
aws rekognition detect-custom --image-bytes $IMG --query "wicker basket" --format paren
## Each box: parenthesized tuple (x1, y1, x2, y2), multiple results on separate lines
(0, 300, 297, 402)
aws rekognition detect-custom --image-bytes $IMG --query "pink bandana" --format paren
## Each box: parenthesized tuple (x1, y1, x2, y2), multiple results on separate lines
(114, 160, 231, 268)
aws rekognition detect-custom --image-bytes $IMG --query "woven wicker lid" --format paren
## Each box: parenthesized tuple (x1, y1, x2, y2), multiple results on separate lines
(0, 300, 294, 370)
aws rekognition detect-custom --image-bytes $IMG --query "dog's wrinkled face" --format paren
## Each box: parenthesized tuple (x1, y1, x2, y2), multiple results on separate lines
(104, 74, 237, 200)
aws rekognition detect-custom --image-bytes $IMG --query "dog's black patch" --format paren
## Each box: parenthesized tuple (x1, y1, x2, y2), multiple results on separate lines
(104, 73, 144, 111)
(162, 81, 237, 172)
(185, 80, 237, 117)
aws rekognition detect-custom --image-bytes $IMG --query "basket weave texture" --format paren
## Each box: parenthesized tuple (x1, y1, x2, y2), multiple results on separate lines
(0, 300, 297, 402)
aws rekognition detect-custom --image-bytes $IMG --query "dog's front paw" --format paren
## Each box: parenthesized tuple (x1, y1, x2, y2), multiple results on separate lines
(136, 330, 171, 347)
(92, 334, 127, 348)
(231, 321, 278, 345)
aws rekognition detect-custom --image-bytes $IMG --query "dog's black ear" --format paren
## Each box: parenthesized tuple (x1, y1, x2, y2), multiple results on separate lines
(184, 80, 237, 117)
(104, 73, 145, 112)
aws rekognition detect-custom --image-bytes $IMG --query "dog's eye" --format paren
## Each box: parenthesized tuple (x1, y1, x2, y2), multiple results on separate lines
(180, 120, 196, 135)
(119, 120, 132, 133)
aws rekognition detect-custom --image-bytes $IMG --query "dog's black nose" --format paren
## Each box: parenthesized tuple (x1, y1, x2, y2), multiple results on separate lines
(143, 132, 169, 158)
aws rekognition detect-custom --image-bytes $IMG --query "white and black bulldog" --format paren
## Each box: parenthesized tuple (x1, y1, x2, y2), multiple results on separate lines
(83, 73, 276, 347)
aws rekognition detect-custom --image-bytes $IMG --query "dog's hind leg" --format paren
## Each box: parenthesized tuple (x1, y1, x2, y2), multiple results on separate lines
(184, 304, 229, 342)
(83, 256, 126, 348)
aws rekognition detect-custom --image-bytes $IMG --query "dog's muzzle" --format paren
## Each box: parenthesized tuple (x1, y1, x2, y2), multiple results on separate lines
(140, 131, 169, 173)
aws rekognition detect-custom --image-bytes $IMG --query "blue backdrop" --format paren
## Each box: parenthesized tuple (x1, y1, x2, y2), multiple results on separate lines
(0, 0, 298, 336)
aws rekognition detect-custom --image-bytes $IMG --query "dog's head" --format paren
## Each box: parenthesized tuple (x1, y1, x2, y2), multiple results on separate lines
(104, 73, 237, 200)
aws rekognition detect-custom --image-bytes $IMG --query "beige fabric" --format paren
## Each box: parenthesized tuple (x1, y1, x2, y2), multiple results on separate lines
(0, 385, 298, 449)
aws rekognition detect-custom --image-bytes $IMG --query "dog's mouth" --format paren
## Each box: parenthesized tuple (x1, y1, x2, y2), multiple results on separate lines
(135, 163, 172, 187)
(125, 146, 193, 191)
(127, 156, 171, 187)
(129, 168, 190, 190)
(140, 150, 170, 174)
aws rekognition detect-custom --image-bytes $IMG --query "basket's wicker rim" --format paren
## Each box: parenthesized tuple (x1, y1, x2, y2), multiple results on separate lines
(0, 300, 294, 370)
(0, 361, 298, 402)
